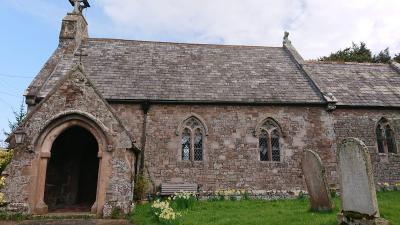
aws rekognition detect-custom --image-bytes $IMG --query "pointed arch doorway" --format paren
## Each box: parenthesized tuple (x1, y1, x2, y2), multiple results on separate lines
(44, 126, 99, 212)
(33, 114, 110, 215)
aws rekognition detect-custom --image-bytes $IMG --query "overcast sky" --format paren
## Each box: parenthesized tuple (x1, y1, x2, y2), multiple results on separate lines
(0, 0, 399, 146)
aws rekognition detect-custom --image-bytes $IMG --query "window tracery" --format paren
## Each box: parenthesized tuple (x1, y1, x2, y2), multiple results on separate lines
(181, 117, 205, 161)
(376, 118, 397, 154)
(258, 118, 281, 162)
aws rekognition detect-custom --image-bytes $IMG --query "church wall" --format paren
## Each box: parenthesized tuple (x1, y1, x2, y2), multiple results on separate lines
(111, 103, 337, 193)
(332, 109, 400, 185)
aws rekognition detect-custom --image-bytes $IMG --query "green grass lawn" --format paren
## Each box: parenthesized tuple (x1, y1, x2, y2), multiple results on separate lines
(131, 191, 400, 225)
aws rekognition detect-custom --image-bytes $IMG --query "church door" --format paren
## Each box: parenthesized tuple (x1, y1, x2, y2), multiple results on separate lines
(44, 126, 99, 212)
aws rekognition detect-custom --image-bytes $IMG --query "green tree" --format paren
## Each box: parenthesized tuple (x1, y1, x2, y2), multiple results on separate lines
(373, 48, 391, 63)
(4, 99, 26, 136)
(319, 42, 397, 64)
(319, 42, 373, 63)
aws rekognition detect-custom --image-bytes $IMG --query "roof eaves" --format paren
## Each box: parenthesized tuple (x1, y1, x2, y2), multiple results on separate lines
(335, 104, 400, 109)
(106, 98, 326, 106)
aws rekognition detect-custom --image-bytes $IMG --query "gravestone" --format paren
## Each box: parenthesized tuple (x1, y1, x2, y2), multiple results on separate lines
(337, 138, 388, 225)
(301, 150, 333, 211)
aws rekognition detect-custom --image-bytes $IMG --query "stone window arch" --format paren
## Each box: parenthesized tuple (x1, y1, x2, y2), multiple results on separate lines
(178, 116, 206, 161)
(376, 118, 397, 154)
(257, 118, 282, 162)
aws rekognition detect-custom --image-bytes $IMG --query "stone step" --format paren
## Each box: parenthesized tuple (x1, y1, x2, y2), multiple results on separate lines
(0, 219, 130, 225)
(32, 212, 97, 220)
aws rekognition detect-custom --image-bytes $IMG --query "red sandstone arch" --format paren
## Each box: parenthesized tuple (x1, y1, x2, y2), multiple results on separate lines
(31, 113, 111, 216)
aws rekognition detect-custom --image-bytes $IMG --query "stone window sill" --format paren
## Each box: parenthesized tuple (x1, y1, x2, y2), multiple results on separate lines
(378, 152, 398, 156)
(178, 160, 205, 163)
(259, 160, 282, 164)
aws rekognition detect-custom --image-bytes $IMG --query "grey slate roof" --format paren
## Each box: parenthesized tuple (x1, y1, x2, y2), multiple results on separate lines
(303, 62, 400, 107)
(36, 38, 324, 104)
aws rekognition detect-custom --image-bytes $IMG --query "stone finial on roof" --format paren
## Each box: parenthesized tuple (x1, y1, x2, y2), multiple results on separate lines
(282, 31, 304, 64)
(283, 31, 291, 45)
(69, 0, 90, 14)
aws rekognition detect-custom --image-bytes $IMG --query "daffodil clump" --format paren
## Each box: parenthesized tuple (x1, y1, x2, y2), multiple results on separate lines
(377, 182, 397, 192)
(395, 182, 400, 191)
(214, 189, 249, 201)
(172, 191, 197, 209)
(151, 199, 181, 225)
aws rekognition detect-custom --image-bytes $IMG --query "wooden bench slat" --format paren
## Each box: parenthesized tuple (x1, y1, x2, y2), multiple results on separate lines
(160, 183, 198, 196)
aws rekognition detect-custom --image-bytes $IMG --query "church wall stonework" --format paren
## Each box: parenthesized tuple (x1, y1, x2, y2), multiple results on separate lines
(112, 104, 338, 193)
(332, 109, 400, 185)
(111, 104, 400, 196)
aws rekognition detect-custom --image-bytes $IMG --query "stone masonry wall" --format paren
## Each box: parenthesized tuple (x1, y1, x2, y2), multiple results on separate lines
(332, 109, 400, 185)
(112, 104, 337, 193)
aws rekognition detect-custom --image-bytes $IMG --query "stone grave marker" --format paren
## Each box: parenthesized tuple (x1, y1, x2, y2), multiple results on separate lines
(301, 150, 333, 211)
(337, 138, 388, 225)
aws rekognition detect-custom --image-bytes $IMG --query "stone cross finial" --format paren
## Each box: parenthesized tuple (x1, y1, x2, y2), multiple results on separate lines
(73, 0, 80, 13)
(69, 0, 90, 14)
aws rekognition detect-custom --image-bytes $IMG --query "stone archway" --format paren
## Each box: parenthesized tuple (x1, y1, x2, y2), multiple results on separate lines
(44, 126, 99, 212)
(32, 114, 111, 216)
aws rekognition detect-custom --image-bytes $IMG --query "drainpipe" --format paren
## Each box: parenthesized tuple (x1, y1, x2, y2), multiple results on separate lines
(137, 101, 150, 174)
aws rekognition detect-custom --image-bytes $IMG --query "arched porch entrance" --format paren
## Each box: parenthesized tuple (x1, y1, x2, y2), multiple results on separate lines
(33, 114, 110, 216)
(44, 126, 99, 212)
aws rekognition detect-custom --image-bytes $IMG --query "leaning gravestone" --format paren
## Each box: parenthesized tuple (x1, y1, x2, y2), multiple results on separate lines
(337, 138, 388, 225)
(301, 150, 333, 211)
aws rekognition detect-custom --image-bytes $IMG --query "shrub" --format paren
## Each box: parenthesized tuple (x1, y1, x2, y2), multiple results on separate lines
(0, 212, 28, 221)
(110, 207, 122, 219)
(330, 188, 337, 198)
(0, 177, 7, 206)
(134, 173, 150, 201)
(0, 150, 13, 174)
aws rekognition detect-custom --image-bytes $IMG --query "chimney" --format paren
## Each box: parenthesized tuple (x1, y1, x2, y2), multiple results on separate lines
(59, 0, 90, 45)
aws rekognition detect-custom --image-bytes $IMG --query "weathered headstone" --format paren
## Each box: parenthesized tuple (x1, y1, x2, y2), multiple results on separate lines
(337, 138, 388, 225)
(301, 150, 333, 211)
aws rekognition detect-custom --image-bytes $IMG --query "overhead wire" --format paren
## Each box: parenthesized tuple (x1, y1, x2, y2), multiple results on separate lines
(0, 73, 33, 79)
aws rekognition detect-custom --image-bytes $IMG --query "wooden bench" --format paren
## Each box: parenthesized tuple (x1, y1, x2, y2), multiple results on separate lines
(160, 183, 198, 196)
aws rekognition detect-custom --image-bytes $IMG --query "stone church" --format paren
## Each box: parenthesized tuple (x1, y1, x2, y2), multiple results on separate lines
(2, 0, 400, 217)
